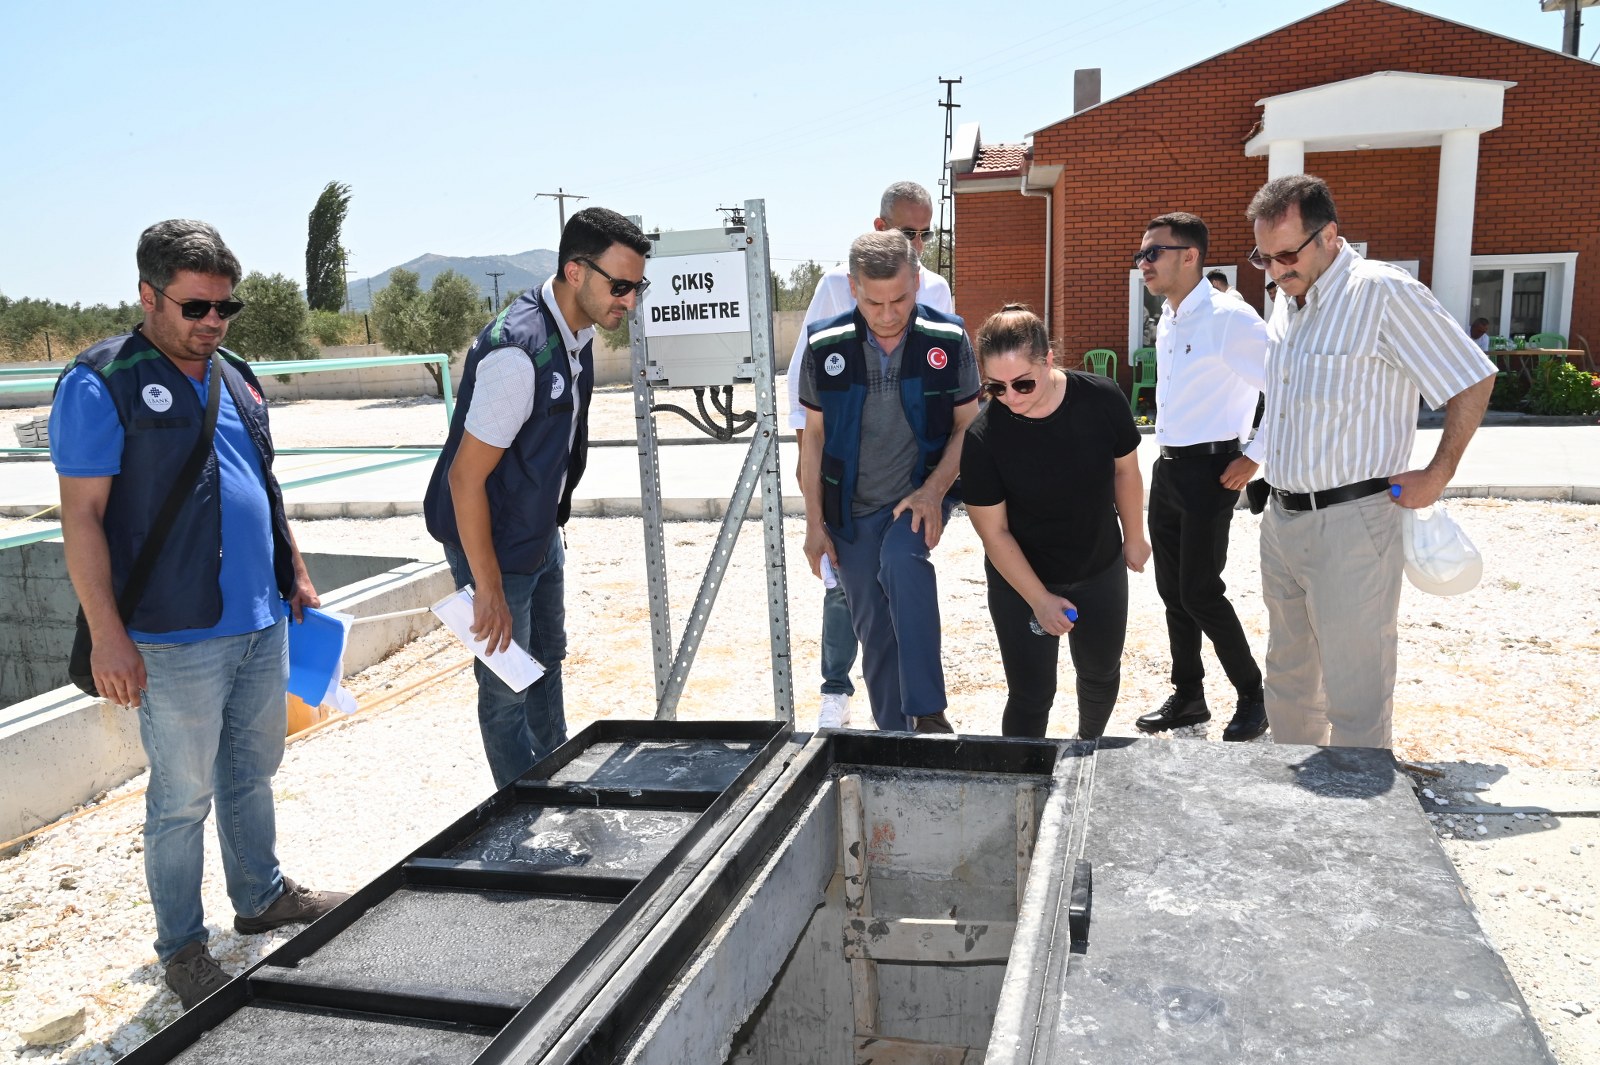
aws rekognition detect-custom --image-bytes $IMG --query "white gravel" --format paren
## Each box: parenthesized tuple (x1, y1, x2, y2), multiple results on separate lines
(2, 393, 1597, 1062)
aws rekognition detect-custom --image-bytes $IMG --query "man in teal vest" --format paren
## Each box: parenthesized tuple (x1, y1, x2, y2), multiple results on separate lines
(798, 231, 979, 732)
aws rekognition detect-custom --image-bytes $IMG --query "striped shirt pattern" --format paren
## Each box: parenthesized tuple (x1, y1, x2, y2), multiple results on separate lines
(1257, 241, 1496, 493)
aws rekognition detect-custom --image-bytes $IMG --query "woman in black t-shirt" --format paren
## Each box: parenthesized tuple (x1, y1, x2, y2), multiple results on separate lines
(961, 305, 1149, 739)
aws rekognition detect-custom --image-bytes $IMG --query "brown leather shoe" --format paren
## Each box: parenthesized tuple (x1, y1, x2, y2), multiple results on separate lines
(164, 941, 229, 1010)
(912, 711, 955, 734)
(234, 877, 349, 934)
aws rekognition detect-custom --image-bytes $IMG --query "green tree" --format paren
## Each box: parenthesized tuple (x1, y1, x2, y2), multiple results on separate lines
(225, 272, 316, 360)
(920, 228, 953, 291)
(305, 181, 352, 312)
(370, 268, 486, 395)
(779, 260, 826, 311)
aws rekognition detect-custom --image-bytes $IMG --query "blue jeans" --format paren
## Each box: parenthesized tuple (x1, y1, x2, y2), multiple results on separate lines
(443, 539, 568, 788)
(830, 498, 956, 731)
(819, 583, 857, 696)
(137, 618, 289, 963)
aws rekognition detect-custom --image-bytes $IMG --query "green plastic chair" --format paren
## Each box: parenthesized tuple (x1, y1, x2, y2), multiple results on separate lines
(1129, 347, 1157, 412)
(1527, 332, 1566, 350)
(1084, 349, 1117, 381)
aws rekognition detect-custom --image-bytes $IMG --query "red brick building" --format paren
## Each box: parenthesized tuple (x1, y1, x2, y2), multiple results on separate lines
(952, 0, 1600, 380)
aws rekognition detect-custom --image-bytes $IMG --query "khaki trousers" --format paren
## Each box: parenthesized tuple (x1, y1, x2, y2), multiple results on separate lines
(1258, 491, 1404, 748)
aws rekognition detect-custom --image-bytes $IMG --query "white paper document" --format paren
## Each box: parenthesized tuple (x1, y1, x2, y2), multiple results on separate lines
(430, 586, 546, 693)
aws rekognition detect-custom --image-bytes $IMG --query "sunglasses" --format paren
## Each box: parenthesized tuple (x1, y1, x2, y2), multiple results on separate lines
(577, 257, 651, 298)
(982, 376, 1039, 398)
(1248, 223, 1328, 269)
(153, 285, 246, 321)
(897, 227, 936, 243)
(1131, 244, 1193, 267)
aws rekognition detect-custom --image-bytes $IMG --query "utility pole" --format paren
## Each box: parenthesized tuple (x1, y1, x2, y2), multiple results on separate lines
(535, 188, 589, 233)
(340, 250, 354, 313)
(1541, 0, 1594, 56)
(486, 271, 504, 309)
(937, 77, 962, 281)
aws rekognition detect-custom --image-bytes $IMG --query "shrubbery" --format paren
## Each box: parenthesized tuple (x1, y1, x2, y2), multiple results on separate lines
(1528, 359, 1600, 417)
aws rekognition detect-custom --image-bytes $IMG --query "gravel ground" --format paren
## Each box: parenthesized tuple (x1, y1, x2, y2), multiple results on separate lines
(1, 392, 1596, 1062)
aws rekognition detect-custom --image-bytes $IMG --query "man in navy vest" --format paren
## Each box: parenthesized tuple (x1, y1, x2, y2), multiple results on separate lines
(798, 231, 979, 732)
(51, 219, 347, 1010)
(785, 181, 953, 731)
(425, 207, 650, 788)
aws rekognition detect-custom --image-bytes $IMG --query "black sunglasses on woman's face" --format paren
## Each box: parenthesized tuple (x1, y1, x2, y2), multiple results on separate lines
(982, 376, 1039, 398)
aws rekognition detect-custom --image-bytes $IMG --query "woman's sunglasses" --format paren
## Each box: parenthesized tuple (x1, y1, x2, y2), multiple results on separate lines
(982, 376, 1039, 398)
(153, 285, 246, 321)
(577, 257, 651, 298)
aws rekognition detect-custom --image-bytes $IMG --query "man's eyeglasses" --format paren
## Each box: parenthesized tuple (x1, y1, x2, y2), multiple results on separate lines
(982, 376, 1039, 398)
(897, 227, 936, 243)
(1248, 223, 1328, 269)
(576, 258, 651, 298)
(153, 285, 246, 321)
(1131, 245, 1193, 267)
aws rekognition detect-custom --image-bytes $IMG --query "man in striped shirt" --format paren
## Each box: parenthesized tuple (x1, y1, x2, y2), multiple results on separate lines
(1235, 175, 1495, 749)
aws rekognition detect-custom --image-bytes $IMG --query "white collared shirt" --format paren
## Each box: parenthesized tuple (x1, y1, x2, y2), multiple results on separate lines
(1255, 240, 1496, 493)
(541, 276, 593, 502)
(785, 264, 953, 429)
(1154, 279, 1267, 451)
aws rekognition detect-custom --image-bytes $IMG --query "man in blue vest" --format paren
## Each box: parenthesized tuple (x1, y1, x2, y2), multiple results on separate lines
(425, 207, 650, 787)
(51, 219, 348, 1010)
(798, 231, 979, 732)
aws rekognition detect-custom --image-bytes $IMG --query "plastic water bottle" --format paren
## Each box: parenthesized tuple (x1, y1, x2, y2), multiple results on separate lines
(1028, 607, 1079, 636)
(819, 555, 839, 590)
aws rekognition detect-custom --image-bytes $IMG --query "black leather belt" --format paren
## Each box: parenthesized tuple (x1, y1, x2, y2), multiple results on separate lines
(1269, 477, 1391, 512)
(1159, 439, 1241, 460)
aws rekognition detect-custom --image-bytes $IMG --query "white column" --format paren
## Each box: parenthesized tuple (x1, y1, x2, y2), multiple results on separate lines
(1267, 140, 1305, 180)
(1432, 129, 1480, 327)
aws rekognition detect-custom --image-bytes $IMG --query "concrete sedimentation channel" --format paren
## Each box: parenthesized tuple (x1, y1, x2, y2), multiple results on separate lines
(117, 724, 1556, 1064)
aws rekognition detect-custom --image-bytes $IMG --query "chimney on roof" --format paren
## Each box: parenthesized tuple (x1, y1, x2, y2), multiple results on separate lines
(1074, 69, 1101, 113)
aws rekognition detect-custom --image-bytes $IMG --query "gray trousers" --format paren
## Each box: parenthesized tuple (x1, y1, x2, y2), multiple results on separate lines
(1258, 491, 1404, 749)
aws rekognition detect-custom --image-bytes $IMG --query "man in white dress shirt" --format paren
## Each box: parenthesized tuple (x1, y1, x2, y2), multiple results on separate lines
(785, 181, 953, 728)
(1132, 213, 1270, 741)
(1242, 175, 1495, 749)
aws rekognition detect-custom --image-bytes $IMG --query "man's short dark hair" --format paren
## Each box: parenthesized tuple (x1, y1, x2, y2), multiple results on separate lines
(849, 231, 917, 282)
(558, 207, 651, 271)
(1147, 212, 1208, 262)
(136, 220, 242, 290)
(1206, 269, 1228, 285)
(1246, 174, 1339, 232)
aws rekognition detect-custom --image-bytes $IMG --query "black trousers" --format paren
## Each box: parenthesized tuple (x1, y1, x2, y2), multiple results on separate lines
(1147, 452, 1262, 700)
(986, 558, 1128, 740)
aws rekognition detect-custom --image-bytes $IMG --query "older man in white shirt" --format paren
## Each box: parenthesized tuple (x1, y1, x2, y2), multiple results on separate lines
(1244, 175, 1495, 750)
(784, 181, 952, 729)
(1132, 212, 1270, 741)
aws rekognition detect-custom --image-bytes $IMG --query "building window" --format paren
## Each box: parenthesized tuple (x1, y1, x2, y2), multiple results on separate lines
(1469, 255, 1577, 340)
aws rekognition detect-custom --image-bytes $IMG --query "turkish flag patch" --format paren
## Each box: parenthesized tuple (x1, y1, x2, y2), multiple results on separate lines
(247, 384, 263, 404)
(927, 347, 948, 369)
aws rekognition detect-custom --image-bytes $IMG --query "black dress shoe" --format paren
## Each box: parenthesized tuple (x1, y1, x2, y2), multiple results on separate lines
(1222, 695, 1269, 741)
(1135, 694, 1210, 734)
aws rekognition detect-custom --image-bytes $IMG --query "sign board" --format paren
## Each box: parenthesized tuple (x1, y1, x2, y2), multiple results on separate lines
(641, 252, 751, 338)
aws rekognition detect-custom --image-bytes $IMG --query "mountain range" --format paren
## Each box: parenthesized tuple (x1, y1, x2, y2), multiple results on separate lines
(344, 249, 558, 312)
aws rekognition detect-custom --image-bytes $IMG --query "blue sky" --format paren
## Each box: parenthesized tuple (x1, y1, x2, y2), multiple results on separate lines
(0, 0, 1573, 308)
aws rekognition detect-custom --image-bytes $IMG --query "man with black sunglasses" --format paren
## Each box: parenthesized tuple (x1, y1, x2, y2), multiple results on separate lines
(1244, 175, 1495, 750)
(425, 207, 650, 787)
(50, 219, 346, 1010)
(1132, 212, 1270, 743)
(784, 181, 952, 730)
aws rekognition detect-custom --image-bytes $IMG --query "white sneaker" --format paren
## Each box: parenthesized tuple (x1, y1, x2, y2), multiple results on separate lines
(818, 693, 852, 729)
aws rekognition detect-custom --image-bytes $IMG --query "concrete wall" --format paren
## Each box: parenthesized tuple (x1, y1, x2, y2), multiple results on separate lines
(0, 545, 410, 707)
(2, 311, 807, 412)
(0, 550, 454, 843)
